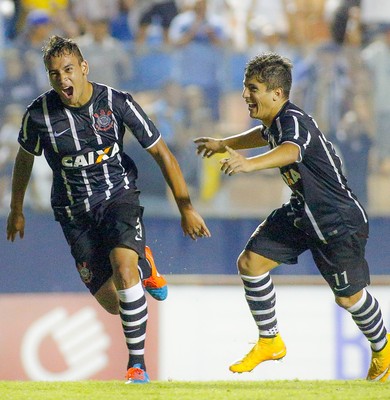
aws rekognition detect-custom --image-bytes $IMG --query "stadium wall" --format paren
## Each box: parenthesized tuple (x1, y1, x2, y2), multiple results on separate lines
(1, 213, 390, 381)
(1, 212, 390, 294)
(1, 286, 389, 381)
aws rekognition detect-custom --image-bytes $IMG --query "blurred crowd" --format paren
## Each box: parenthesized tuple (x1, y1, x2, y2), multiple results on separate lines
(1, 0, 390, 216)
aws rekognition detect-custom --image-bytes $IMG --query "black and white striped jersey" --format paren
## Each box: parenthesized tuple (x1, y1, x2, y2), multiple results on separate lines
(262, 101, 368, 242)
(18, 82, 161, 221)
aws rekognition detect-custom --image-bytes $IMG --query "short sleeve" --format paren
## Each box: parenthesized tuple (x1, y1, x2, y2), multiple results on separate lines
(278, 114, 310, 158)
(17, 110, 43, 156)
(121, 93, 161, 149)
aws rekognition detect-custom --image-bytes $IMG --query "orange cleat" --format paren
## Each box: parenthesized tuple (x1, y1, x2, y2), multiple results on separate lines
(125, 364, 150, 384)
(142, 246, 168, 301)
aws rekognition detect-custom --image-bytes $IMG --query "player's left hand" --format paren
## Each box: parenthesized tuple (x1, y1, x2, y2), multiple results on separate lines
(180, 209, 211, 240)
(6, 210, 25, 242)
(220, 146, 252, 175)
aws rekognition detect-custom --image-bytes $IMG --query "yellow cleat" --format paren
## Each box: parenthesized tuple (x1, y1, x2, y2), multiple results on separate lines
(367, 333, 390, 382)
(229, 333, 287, 373)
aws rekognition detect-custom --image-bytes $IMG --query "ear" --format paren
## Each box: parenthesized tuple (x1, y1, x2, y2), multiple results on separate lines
(81, 60, 89, 75)
(273, 87, 284, 101)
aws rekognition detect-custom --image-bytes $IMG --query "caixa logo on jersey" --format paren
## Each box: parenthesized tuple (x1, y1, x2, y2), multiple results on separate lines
(93, 109, 114, 132)
(61, 142, 120, 168)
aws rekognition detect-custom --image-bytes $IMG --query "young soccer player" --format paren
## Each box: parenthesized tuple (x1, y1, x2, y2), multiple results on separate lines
(194, 52, 390, 381)
(7, 35, 210, 383)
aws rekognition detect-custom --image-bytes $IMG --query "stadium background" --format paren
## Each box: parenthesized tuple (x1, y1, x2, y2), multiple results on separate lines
(1, 0, 390, 382)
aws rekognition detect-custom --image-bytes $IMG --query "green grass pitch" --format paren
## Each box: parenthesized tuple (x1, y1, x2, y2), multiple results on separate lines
(1, 380, 390, 400)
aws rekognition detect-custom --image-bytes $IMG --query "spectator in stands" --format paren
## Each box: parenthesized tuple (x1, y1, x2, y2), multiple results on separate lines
(0, 103, 23, 214)
(330, 0, 362, 46)
(333, 94, 373, 207)
(13, 9, 54, 92)
(76, 18, 132, 88)
(144, 80, 185, 147)
(0, 48, 40, 114)
(110, 0, 136, 46)
(136, 0, 178, 47)
(293, 41, 351, 138)
(128, 80, 186, 198)
(246, 20, 296, 62)
(168, 0, 230, 121)
(0, 0, 19, 44)
(20, 0, 81, 38)
(182, 84, 215, 194)
(361, 24, 390, 174)
(70, 0, 120, 35)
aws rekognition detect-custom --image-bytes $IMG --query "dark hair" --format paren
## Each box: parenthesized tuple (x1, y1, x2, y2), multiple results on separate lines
(245, 53, 293, 98)
(42, 35, 84, 69)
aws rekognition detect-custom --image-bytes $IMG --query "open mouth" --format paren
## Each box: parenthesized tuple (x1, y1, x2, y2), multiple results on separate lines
(61, 86, 74, 99)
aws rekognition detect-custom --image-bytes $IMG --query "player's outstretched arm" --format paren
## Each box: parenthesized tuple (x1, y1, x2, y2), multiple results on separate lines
(193, 137, 226, 158)
(147, 139, 211, 240)
(7, 147, 34, 242)
(194, 125, 268, 158)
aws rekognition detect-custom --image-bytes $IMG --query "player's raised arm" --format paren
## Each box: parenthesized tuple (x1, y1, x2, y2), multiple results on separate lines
(147, 138, 211, 240)
(7, 147, 35, 241)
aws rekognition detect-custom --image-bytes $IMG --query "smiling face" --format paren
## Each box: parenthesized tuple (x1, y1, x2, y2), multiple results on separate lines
(242, 76, 286, 127)
(47, 52, 92, 107)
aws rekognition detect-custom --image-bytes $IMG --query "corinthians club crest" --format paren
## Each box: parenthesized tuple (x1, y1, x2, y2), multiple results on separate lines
(77, 262, 93, 284)
(93, 109, 114, 132)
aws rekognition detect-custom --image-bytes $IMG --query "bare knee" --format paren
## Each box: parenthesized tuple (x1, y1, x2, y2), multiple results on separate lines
(237, 251, 252, 275)
(335, 290, 364, 309)
(237, 250, 278, 276)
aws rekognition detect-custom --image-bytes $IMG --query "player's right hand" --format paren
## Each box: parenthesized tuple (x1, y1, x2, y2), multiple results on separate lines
(7, 210, 25, 241)
(193, 137, 226, 158)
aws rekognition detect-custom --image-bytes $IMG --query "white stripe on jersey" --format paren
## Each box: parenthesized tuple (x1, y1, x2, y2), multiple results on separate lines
(292, 116, 299, 139)
(103, 163, 113, 199)
(22, 112, 30, 142)
(65, 109, 94, 205)
(88, 103, 103, 144)
(83, 197, 90, 213)
(288, 109, 304, 116)
(276, 118, 282, 142)
(116, 153, 130, 189)
(318, 134, 367, 223)
(65, 109, 81, 151)
(126, 99, 154, 137)
(81, 169, 92, 197)
(34, 134, 41, 155)
(275, 116, 307, 162)
(65, 205, 73, 220)
(43, 96, 59, 153)
(61, 169, 74, 206)
(107, 87, 119, 140)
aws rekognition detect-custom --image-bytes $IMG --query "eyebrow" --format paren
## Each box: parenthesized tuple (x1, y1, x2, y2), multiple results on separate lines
(48, 63, 74, 73)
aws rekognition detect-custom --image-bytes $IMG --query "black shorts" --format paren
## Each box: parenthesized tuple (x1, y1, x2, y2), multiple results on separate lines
(60, 190, 146, 295)
(246, 204, 370, 297)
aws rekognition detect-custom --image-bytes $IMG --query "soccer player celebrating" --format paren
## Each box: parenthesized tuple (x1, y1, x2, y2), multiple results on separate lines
(194, 53, 390, 382)
(7, 35, 210, 383)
